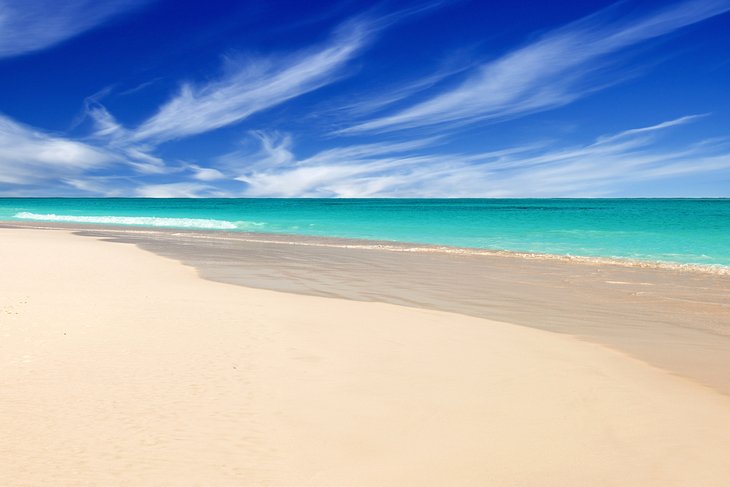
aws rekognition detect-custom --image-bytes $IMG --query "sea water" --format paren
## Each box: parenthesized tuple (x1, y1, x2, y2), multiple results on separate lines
(1, 198, 729, 268)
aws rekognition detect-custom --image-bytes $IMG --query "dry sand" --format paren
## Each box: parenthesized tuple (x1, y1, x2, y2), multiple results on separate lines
(12, 220, 728, 395)
(2, 227, 730, 486)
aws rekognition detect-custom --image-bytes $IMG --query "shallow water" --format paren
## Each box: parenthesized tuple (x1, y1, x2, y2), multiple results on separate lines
(2, 198, 729, 267)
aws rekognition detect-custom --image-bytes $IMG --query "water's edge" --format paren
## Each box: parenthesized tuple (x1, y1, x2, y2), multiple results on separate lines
(2, 219, 728, 276)
(3, 198, 729, 268)
(4, 220, 729, 397)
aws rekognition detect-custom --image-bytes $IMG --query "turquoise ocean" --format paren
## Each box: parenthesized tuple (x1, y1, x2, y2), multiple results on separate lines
(1, 198, 729, 269)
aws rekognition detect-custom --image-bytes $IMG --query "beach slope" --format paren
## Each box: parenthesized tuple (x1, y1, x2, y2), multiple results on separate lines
(2, 228, 729, 486)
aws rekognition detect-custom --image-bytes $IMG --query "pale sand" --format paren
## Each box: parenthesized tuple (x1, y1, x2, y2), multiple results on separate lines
(11, 221, 729, 395)
(2, 227, 730, 486)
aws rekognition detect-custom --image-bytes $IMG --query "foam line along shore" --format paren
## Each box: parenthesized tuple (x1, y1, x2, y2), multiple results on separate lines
(2, 198, 729, 268)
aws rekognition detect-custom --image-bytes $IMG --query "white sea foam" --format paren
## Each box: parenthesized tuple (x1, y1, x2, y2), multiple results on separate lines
(10, 213, 729, 276)
(14, 212, 241, 230)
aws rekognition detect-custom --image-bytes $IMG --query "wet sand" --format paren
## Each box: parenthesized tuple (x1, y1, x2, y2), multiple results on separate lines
(3, 225, 730, 485)
(4, 221, 728, 395)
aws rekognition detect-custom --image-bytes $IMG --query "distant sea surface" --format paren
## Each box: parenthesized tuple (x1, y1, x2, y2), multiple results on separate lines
(1, 198, 729, 268)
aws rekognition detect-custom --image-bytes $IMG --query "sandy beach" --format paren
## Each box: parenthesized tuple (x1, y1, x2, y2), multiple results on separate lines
(2, 226, 730, 486)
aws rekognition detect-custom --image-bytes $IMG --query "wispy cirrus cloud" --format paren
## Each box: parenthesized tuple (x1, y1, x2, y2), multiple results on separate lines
(3, 2, 726, 199)
(63, 15, 380, 186)
(0, 110, 177, 196)
(0, 0, 150, 59)
(133, 182, 220, 198)
(127, 18, 375, 145)
(230, 133, 443, 197)
(342, 0, 730, 134)
(0, 114, 115, 188)
(0, 9, 418, 197)
(4, 112, 724, 198)
(223, 115, 730, 197)
(595, 113, 708, 143)
(332, 58, 474, 118)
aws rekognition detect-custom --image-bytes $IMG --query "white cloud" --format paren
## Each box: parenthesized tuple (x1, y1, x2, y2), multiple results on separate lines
(0, 112, 176, 196)
(134, 182, 217, 198)
(233, 131, 296, 171)
(225, 116, 730, 197)
(227, 134, 445, 197)
(0, 0, 149, 59)
(87, 102, 124, 138)
(595, 113, 707, 143)
(333, 62, 473, 118)
(7, 112, 715, 198)
(128, 18, 374, 144)
(342, 0, 730, 134)
(0, 114, 115, 185)
(189, 164, 225, 181)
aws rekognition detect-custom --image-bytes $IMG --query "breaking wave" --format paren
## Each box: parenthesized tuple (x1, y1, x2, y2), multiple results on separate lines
(13, 212, 253, 230)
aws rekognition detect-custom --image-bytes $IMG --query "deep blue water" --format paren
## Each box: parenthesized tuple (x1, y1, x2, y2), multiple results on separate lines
(1, 198, 729, 267)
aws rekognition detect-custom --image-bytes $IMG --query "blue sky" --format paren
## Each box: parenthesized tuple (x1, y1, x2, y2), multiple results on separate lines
(0, 0, 729, 197)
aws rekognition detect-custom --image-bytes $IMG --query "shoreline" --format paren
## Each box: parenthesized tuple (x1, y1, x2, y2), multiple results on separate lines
(3, 221, 729, 397)
(2, 226, 730, 485)
(3, 219, 729, 275)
